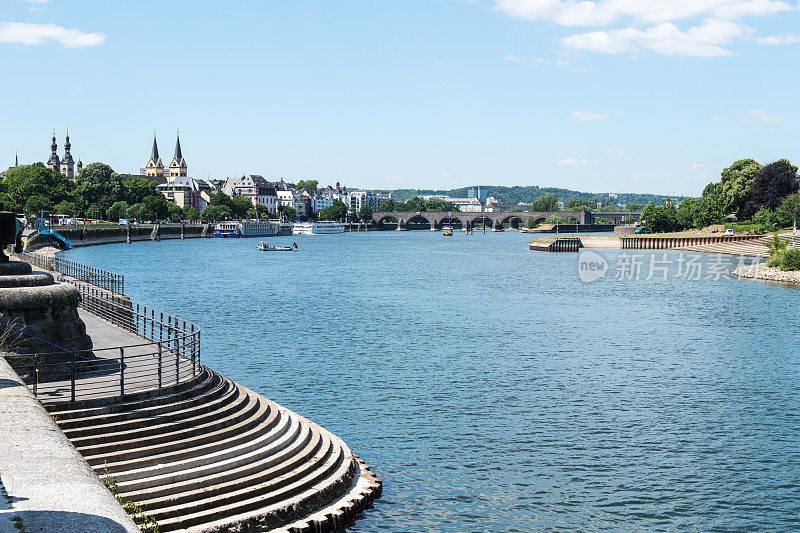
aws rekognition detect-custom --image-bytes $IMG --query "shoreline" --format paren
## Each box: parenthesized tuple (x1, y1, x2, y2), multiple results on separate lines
(731, 263, 800, 285)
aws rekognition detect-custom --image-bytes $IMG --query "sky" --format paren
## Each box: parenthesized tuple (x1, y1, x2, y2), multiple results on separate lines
(1, 0, 799, 196)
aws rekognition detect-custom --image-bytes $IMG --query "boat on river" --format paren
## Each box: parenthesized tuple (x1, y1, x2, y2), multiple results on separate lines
(214, 220, 283, 238)
(257, 242, 294, 251)
(442, 225, 453, 237)
(292, 221, 345, 235)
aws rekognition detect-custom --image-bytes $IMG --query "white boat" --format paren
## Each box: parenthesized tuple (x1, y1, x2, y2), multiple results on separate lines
(214, 220, 283, 238)
(292, 221, 345, 235)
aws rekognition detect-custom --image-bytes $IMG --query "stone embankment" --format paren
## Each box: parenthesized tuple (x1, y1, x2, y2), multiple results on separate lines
(27, 223, 210, 249)
(732, 263, 800, 284)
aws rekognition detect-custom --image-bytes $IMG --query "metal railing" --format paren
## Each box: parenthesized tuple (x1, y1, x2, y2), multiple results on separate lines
(5, 282, 200, 405)
(15, 250, 125, 294)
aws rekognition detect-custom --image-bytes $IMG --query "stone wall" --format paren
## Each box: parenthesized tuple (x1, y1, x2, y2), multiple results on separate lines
(732, 263, 800, 284)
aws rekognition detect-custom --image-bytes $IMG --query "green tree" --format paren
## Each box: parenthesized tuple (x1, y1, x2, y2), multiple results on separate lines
(85, 204, 102, 221)
(126, 203, 146, 221)
(167, 202, 183, 222)
(318, 199, 348, 220)
(745, 159, 799, 216)
(718, 158, 762, 218)
(107, 201, 129, 221)
(775, 194, 800, 228)
(255, 204, 270, 218)
(625, 202, 644, 212)
(0, 163, 74, 213)
(641, 199, 679, 233)
(379, 199, 395, 211)
(183, 206, 198, 221)
(530, 193, 558, 212)
(24, 195, 51, 216)
(54, 200, 76, 216)
(123, 177, 158, 205)
(200, 205, 231, 221)
(230, 195, 254, 218)
(143, 194, 169, 221)
(565, 197, 594, 210)
(73, 163, 124, 216)
(694, 196, 721, 228)
(209, 191, 234, 209)
(282, 206, 297, 220)
(676, 198, 696, 229)
(296, 180, 318, 192)
(357, 204, 372, 222)
(246, 208, 258, 219)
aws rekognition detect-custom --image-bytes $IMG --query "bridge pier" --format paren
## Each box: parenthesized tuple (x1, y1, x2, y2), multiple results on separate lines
(429, 219, 437, 231)
(395, 219, 407, 231)
(492, 219, 503, 232)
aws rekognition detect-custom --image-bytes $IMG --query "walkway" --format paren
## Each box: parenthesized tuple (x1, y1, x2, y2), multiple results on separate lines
(676, 233, 792, 258)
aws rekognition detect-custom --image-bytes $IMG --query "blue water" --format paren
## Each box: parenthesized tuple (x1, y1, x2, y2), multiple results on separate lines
(67, 231, 800, 532)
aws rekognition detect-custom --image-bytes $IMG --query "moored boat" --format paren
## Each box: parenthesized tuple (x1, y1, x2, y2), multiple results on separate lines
(257, 241, 295, 251)
(292, 221, 345, 235)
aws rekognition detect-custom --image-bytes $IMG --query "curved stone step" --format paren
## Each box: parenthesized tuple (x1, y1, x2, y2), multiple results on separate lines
(154, 431, 345, 532)
(103, 399, 284, 475)
(124, 414, 318, 504)
(56, 370, 225, 430)
(71, 381, 245, 448)
(48, 366, 212, 420)
(81, 393, 272, 466)
(63, 376, 237, 439)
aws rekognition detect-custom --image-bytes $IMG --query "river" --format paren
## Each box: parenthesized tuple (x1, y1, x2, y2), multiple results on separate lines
(67, 230, 800, 532)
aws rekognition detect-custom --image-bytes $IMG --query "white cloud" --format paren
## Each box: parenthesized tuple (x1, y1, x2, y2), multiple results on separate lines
(502, 53, 525, 62)
(712, 114, 725, 120)
(607, 149, 624, 155)
(740, 109, 784, 123)
(561, 20, 747, 56)
(0, 22, 105, 47)
(493, 0, 797, 57)
(691, 163, 704, 168)
(568, 110, 609, 121)
(756, 34, 800, 44)
(26, 0, 54, 3)
(557, 158, 590, 166)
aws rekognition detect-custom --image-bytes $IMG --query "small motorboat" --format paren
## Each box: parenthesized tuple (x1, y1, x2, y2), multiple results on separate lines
(257, 242, 294, 251)
(442, 225, 453, 237)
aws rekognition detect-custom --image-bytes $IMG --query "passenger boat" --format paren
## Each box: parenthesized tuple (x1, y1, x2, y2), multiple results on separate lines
(292, 221, 345, 235)
(214, 220, 283, 238)
(442, 225, 453, 237)
(257, 242, 294, 251)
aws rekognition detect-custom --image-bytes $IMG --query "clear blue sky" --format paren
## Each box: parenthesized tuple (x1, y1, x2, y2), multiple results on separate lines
(2, 0, 799, 196)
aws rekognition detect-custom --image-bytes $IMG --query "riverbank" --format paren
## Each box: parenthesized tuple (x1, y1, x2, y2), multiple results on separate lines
(732, 262, 800, 284)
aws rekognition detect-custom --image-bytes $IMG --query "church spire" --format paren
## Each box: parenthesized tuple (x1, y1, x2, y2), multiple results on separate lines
(174, 132, 182, 161)
(151, 132, 160, 161)
(47, 131, 60, 171)
(15, 152, 18, 167)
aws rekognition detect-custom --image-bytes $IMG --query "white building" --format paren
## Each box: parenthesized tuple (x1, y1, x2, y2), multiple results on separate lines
(448, 197, 484, 213)
(277, 189, 308, 218)
(157, 176, 216, 212)
(222, 175, 278, 213)
(349, 190, 381, 214)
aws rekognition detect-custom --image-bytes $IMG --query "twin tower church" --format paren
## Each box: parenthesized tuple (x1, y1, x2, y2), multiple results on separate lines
(42, 132, 186, 180)
(144, 133, 187, 178)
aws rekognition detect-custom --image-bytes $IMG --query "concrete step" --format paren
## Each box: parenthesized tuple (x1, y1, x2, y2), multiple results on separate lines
(152, 431, 344, 531)
(113, 409, 299, 488)
(62, 377, 236, 439)
(81, 393, 272, 467)
(123, 414, 316, 503)
(55, 370, 224, 430)
(49, 367, 214, 422)
(70, 380, 245, 448)
(101, 398, 284, 475)
(76, 388, 259, 458)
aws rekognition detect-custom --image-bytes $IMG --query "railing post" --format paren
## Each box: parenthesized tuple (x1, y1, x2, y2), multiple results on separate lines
(175, 343, 180, 384)
(119, 347, 125, 399)
(158, 342, 162, 389)
(33, 365, 38, 398)
(70, 351, 76, 402)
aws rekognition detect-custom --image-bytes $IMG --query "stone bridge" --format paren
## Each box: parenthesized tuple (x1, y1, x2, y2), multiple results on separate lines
(370, 211, 587, 231)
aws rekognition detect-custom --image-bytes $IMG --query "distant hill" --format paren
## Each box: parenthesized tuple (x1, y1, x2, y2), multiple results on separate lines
(380, 186, 690, 207)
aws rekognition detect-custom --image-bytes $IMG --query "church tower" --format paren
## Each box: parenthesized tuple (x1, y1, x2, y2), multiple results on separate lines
(168, 133, 187, 178)
(145, 134, 164, 177)
(46, 132, 60, 172)
(60, 132, 75, 178)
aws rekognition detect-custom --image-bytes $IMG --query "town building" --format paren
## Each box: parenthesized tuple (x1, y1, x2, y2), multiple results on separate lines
(144, 133, 186, 178)
(449, 197, 484, 212)
(157, 176, 216, 212)
(348, 190, 381, 214)
(276, 189, 309, 219)
(222, 175, 278, 213)
(467, 186, 487, 203)
(46, 132, 82, 178)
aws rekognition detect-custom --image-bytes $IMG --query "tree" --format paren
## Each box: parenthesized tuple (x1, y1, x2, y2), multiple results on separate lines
(85, 204, 102, 221)
(745, 159, 799, 216)
(641, 199, 679, 233)
(107, 201, 129, 221)
(201, 205, 231, 221)
(626, 202, 644, 212)
(124, 177, 158, 205)
(676, 198, 696, 229)
(183, 206, 198, 221)
(357, 204, 372, 222)
(167, 202, 183, 222)
(255, 204, 270, 218)
(296, 180, 318, 192)
(282, 206, 297, 220)
(318, 199, 348, 221)
(246, 208, 258, 219)
(718, 158, 762, 218)
(143, 194, 170, 221)
(565, 197, 593, 210)
(54, 200, 76, 216)
(73, 163, 124, 216)
(24, 195, 51, 216)
(126, 203, 145, 221)
(775, 194, 800, 228)
(230, 195, 254, 219)
(694, 196, 721, 228)
(0, 163, 74, 213)
(379, 199, 395, 212)
(530, 193, 558, 212)
(209, 191, 234, 209)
